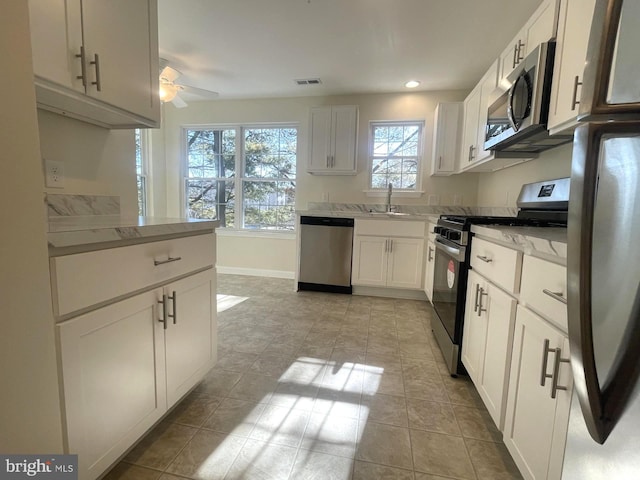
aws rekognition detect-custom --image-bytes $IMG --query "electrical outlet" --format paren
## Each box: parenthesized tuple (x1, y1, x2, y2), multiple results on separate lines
(453, 194, 463, 206)
(428, 194, 440, 205)
(45, 160, 65, 188)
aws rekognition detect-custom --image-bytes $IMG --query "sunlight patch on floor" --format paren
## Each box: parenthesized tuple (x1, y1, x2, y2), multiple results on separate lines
(217, 294, 249, 313)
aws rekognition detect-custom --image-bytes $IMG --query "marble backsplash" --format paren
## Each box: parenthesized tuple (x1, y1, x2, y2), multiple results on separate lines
(46, 194, 120, 219)
(305, 202, 518, 217)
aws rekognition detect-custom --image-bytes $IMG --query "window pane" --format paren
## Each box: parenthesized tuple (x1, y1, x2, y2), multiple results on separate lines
(186, 179, 235, 228)
(243, 180, 295, 230)
(244, 128, 297, 179)
(370, 122, 422, 190)
(186, 129, 236, 178)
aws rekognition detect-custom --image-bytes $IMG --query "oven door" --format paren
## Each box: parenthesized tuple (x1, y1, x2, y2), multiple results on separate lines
(432, 237, 467, 343)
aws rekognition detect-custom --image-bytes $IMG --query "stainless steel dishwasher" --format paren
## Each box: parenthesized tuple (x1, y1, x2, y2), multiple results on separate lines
(298, 216, 354, 294)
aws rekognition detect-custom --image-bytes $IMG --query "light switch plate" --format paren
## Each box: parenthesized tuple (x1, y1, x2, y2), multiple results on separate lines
(45, 159, 65, 188)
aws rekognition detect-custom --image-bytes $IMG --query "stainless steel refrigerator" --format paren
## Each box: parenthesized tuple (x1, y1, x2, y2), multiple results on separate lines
(564, 0, 640, 477)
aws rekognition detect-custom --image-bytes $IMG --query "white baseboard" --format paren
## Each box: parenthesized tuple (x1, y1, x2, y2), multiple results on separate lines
(352, 285, 427, 301)
(216, 266, 295, 279)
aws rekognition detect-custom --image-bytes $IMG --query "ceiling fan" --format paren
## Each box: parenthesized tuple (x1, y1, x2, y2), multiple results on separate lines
(159, 59, 219, 108)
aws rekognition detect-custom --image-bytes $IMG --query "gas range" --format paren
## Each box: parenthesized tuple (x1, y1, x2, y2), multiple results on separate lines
(430, 178, 569, 376)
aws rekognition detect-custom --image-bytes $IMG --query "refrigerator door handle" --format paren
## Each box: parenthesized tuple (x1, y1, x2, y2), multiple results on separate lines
(568, 123, 640, 444)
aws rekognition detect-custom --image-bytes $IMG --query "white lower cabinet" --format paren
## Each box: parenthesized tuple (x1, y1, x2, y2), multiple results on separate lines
(423, 240, 436, 302)
(352, 236, 424, 289)
(462, 269, 517, 429)
(503, 305, 572, 480)
(58, 289, 166, 480)
(58, 268, 216, 480)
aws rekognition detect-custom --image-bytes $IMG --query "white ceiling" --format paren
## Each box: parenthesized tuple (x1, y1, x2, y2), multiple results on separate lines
(158, 0, 542, 100)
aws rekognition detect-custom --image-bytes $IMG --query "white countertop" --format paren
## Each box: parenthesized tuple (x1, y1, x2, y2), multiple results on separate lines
(471, 224, 568, 262)
(297, 209, 440, 222)
(48, 216, 218, 251)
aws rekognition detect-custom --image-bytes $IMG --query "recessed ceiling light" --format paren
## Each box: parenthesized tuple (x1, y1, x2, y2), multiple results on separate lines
(405, 80, 420, 89)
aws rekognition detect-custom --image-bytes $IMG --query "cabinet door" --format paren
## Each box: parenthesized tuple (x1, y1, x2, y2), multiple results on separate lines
(331, 105, 358, 173)
(475, 60, 500, 163)
(498, 34, 523, 88)
(28, 0, 84, 91)
(523, 0, 559, 58)
(547, 0, 596, 134)
(460, 85, 481, 168)
(164, 269, 217, 408)
(478, 281, 517, 430)
(504, 305, 572, 480)
(308, 106, 332, 172)
(387, 237, 425, 289)
(461, 270, 486, 384)
(352, 236, 387, 287)
(58, 289, 166, 479)
(431, 103, 462, 175)
(424, 240, 436, 301)
(81, 0, 159, 120)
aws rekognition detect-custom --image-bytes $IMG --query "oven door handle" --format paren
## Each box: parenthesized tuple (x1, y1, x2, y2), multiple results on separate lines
(435, 237, 466, 262)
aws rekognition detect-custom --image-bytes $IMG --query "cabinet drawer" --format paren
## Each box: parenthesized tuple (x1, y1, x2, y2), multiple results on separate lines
(470, 237, 522, 293)
(51, 233, 215, 316)
(520, 255, 567, 331)
(355, 219, 426, 238)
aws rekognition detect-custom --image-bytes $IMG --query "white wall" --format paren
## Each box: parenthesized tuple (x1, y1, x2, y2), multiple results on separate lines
(152, 91, 482, 274)
(476, 142, 573, 207)
(0, 2, 63, 453)
(39, 111, 139, 217)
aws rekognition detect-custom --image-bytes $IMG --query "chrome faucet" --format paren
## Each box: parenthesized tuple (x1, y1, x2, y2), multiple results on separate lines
(386, 182, 393, 212)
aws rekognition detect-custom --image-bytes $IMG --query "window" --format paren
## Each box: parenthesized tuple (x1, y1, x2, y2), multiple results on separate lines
(135, 129, 147, 216)
(369, 121, 424, 191)
(185, 125, 297, 231)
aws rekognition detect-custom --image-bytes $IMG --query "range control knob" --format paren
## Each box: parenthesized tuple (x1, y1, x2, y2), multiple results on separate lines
(434, 226, 443, 235)
(448, 231, 462, 241)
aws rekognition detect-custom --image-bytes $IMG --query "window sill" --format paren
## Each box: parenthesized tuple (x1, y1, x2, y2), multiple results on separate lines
(215, 228, 296, 240)
(363, 190, 424, 198)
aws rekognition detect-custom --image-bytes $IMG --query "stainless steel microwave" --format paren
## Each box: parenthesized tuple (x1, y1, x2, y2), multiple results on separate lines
(484, 42, 572, 153)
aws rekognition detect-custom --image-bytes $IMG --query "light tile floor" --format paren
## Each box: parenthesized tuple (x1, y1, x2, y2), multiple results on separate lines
(105, 274, 522, 480)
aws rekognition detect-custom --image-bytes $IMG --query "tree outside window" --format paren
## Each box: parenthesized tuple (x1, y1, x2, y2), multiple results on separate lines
(185, 125, 297, 231)
(370, 121, 423, 190)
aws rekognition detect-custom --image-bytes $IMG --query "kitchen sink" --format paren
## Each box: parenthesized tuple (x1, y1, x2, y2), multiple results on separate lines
(368, 211, 411, 217)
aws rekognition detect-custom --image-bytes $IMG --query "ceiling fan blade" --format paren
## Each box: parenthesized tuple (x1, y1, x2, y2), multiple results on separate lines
(171, 95, 188, 108)
(160, 65, 182, 83)
(178, 84, 219, 99)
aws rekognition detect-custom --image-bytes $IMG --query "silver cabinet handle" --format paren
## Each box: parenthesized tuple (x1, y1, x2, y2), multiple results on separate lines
(543, 289, 568, 305)
(154, 256, 182, 266)
(473, 283, 480, 313)
(389, 239, 393, 253)
(512, 43, 519, 69)
(540, 339, 554, 386)
(477, 287, 488, 316)
(168, 291, 177, 325)
(384, 239, 388, 253)
(75, 46, 87, 87)
(427, 246, 434, 262)
(551, 347, 570, 399)
(516, 40, 525, 64)
(90, 53, 102, 91)
(571, 75, 583, 111)
(468, 145, 474, 162)
(438, 156, 443, 169)
(158, 294, 168, 330)
(476, 255, 492, 263)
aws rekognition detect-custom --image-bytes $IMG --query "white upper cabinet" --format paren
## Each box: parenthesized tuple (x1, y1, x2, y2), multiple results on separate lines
(498, 0, 560, 88)
(308, 105, 358, 175)
(459, 84, 481, 170)
(431, 102, 462, 176)
(28, 0, 160, 129)
(547, 0, 597, 134)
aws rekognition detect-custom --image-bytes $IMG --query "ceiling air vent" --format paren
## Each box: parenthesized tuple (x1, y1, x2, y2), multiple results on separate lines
(295, 78, 322, 85)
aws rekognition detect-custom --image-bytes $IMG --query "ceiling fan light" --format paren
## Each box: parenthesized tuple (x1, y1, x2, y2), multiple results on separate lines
(159, 83, 178, 102)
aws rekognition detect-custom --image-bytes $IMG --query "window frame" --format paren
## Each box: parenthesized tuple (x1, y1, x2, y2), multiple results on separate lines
(366, 120, 426, 196)
(181, 123, 298, 232)
(135, 129, 151, 216)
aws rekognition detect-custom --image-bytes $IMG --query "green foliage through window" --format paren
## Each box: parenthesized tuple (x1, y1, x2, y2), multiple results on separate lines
(185, 126, 297, 230)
